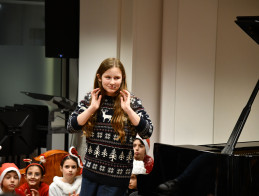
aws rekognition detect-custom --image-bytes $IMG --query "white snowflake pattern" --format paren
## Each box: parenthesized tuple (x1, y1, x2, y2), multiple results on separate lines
(137, 99, 142, 105)
(126, 151, 133, 163)
(105, 133, 111, 140)
(91, 131, 94, 137)
(138, 112, 144, 119)
(118, 151, 125, 161)
(113, 134, 119, 141)
(102, 148, 108, 157)
(97, 132, 103, 138)
(117, 169, 123, 175)
(109, 149, 117, 162)
(129, 136, 133, 143)
(125, 169, 131, 175)
(130, 97, 135, 104)
(88, 146, 93, 154)
(107, 167, 114, 174)
(94, 145, 100, 158)
(86, 162, 91, 168)
(99, 165, 105, 172)
(92, 163, 98, 170)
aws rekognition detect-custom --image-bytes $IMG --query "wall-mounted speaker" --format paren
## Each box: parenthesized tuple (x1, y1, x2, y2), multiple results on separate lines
(45, 0, 79, 58)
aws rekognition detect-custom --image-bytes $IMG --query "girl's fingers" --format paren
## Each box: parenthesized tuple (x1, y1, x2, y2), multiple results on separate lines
(120, 90, 130, 102)
(125, 90, 130, 98)
(92, 88, 100, 94)
(120, 91, 127, 100)
(30, 189, 39, 196)
(92, 89, 101, 99)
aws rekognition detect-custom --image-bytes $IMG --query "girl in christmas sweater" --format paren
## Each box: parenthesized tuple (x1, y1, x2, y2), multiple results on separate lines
(67, 57, 153, 196)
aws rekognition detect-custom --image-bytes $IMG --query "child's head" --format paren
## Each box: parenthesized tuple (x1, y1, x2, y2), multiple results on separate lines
(129, 174, 137, 190)
(0, 163, 21, 193)
(60, 155, 80, 182)
(129, 160, 147, 190)
(94, 58, 127, 96)
(24, 162, 45, 188)
(60, 147, 82, 181)
(133, 135, 150, 161)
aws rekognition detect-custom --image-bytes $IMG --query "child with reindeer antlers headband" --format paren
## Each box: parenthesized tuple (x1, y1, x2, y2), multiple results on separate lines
(49, 146, 83, 196)
(17, 155, 49, 196)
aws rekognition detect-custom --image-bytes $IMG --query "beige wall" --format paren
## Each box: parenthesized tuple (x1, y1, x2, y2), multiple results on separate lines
(161, 0, 217, 145)
(214, 0, 259, 143)
(76, 0, 259, 157)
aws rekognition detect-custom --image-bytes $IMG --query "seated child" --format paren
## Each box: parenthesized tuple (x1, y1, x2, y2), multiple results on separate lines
(127, 135, 154, 195)
(49, 146, 82, 196)
(0, 163, 24, 195)
(133, 135, 154, 174)
(128, 160, 147, 196)
(17, 156, 49, 196)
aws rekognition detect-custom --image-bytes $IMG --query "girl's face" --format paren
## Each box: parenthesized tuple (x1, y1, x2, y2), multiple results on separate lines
(25, 166, 43, 188)
(60, 159, 78, 183)
(98, 67, 122, 96)
(128, 174, 137, 190)
(2, 171, 19, 193)
(133, 139, 146, 161)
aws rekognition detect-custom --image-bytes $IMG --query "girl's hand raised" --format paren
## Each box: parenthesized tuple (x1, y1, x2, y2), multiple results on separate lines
(120, 90, 140, 126)
(30, 189, 40, 196)
(90, 88, 102, 111)
(77, 88, 102, 126)
(24, 189, 40, 196)
(120, 90, 131, 112)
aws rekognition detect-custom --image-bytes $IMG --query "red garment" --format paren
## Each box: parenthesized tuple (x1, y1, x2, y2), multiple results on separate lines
(15, 189, 26, 196)
(17, 182, 49, 196)
(143, 155, 154, 174)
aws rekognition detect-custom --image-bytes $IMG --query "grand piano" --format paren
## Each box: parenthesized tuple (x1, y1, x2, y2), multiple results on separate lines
(137, 16, 259, 196)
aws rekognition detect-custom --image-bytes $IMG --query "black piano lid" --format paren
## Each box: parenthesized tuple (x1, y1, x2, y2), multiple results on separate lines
(235, 16, 259, 44)
(204, 141, 259, 156)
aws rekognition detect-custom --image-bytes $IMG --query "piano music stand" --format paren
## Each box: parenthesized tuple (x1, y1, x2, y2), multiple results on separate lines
(235, 16, 259, 44)
(0, 114, 31, 166)
(21, 91, 77, 151)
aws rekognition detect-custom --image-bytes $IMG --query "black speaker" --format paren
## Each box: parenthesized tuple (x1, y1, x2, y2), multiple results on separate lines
(45, 0, 79, 58)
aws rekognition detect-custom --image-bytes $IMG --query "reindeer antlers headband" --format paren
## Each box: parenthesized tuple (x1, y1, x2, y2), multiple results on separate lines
(69, 146, 83, 168)
(24, 154, 46, 174)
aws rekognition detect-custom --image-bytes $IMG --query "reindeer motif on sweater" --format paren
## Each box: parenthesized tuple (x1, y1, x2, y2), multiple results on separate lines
(101, 108, 112, 122)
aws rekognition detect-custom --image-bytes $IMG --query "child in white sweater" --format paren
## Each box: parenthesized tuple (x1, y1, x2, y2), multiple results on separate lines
(49, 147, 83, 196)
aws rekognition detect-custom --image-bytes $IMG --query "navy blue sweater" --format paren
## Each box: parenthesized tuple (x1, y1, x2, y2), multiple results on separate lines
(67, 93, 153, 188)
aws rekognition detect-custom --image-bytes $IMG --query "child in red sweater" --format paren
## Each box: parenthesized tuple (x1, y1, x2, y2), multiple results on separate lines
(17, 157, 49, 196)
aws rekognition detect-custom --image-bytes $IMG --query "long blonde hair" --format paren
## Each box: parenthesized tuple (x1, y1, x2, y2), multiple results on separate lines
(83, 58, 129, 143)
